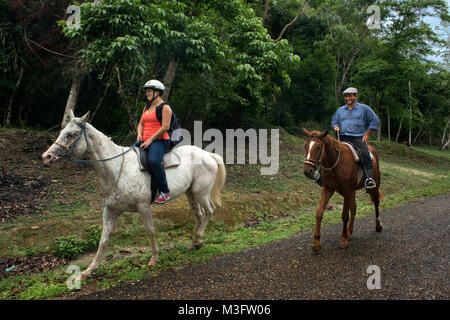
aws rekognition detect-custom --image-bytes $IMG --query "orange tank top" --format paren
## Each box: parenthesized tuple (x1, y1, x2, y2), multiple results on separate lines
(141, 109, 170, 141)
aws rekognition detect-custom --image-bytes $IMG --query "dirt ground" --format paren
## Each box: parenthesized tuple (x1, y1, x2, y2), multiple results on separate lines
(76, 194, 450, 300)
(0, 128, 95, 278)
(1, 127, 447, 296)
(0, 128, 283, 281)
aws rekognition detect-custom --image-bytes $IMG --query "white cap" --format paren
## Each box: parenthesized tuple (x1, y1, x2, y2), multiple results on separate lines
(343, 87, 358, 94)
(142, 79, 165, 92)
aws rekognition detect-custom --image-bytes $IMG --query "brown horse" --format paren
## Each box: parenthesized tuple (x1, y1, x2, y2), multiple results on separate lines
(301, 128, 383, 252)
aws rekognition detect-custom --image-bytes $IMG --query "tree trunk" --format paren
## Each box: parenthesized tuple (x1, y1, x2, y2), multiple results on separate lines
(61, 74, 82, 128)
(162, 58, 178, 101)
(5, 64, 25, 125)
(263, 0, 271, 26)
(115, 65, 137, 133)
(275, 0, 309, 41)
(387, 105, 391, 142)
(441, 118, 450, 150)
(413, 126, 423, 145)
(413, 103, 430, 145)
(395, 119, 403, 143)
(408, 80, 412, 146)
(202, 96, 211, 121)
(377, 118, 382, 141)
(90, 77, 112, 123)
(376, 94, 383, 141)
(442, 134, 449, 150)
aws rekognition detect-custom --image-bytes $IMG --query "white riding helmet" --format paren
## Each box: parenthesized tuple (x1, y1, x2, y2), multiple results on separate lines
(142, 79, 165, 92)
(343, 87, 358, 95)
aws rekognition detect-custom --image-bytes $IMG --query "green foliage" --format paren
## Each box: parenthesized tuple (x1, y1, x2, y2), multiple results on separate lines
(52, 225, 102, 259)
(56, 0, 300, 131)
(52, 235, 87, 259)
(84, 224, 102, 249)
(0, 0, 448, 145)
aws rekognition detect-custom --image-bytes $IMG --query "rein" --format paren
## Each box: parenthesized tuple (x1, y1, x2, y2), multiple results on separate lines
(304, 135, 341, 182)
(56, 120, 139, 164)
(55, 120, 140, 195)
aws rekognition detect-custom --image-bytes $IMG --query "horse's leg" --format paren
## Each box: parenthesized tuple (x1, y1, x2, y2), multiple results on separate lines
(339, 194, 352, 249)
(371, 158, 382, 233)
(191, 191, 216, 250)
(186, 190, 204, 250)
(347, 191, 357, 239)
(312, 187, 334, 252)
(138, 204, 159, 267)
(370, 188, 382, 233)
(78, 206, 119, 280)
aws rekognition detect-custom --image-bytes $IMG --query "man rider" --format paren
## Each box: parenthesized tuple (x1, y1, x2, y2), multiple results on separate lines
(331, 87, 380, 189)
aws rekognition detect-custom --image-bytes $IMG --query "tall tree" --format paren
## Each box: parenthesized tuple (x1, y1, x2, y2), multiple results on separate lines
(60, 0, 300, 132)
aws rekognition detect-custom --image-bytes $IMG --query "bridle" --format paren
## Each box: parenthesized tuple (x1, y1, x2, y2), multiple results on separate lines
(52, 120, 140, 194)
(304, 135, 341, 182)
(54, 120, 139, 164)
(54, 120, 89, 158)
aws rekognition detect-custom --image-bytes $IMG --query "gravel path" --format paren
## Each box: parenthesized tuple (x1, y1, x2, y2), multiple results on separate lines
(78, 194, 449, 300)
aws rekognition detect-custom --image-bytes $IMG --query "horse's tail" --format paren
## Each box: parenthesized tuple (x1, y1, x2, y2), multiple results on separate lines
(210, 153, 226, 207)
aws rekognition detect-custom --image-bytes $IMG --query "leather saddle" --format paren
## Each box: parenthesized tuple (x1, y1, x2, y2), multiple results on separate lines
(133, 147, 181, 203)
(341, 142, 374, 163)
(341, 142, 374, 185)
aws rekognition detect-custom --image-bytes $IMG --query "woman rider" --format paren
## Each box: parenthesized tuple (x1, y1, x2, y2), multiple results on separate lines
(137, 79, 172, 204)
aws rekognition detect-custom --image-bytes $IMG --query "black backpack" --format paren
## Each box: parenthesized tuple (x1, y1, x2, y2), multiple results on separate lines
(155, 102, 183, 150)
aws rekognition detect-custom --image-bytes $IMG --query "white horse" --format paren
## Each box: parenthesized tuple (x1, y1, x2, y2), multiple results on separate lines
(42, 111, 226, 281)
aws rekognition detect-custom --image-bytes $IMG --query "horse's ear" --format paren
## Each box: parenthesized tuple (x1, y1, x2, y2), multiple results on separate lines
(301, 128, 310, 137)
(80, 111, 90, 123)
(320, 130, 329, 139)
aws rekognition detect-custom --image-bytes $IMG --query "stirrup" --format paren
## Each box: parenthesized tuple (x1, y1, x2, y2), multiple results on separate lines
(365, 178, 376, 189)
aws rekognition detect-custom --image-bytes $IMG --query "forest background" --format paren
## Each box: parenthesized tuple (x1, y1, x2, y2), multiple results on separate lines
(1, 0, 449, 148)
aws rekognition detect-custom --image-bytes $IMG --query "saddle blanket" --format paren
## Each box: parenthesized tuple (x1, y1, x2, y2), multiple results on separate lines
(133, 147, 181, 172)
(341, 142, 374, 162)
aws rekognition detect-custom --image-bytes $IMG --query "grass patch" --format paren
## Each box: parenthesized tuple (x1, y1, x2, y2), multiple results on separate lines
(0, 128, 449, 299)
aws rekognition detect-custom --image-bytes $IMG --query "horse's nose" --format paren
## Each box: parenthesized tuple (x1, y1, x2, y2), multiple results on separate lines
(303, 167, 314, 179)
(42, 150, 56, 166)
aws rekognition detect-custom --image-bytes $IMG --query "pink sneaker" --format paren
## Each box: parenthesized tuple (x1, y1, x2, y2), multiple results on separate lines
(155, 192, 171, 204)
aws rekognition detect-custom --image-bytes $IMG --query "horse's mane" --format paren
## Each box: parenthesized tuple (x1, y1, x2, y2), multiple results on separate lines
(324, 134, 341, 151)
(86, 122, 123, 148)
(309, 130, 341, 151)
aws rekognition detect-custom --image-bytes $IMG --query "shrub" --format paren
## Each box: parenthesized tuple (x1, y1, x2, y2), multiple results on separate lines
(52, 235, 87, 260)
(84, 224, 102, 249)
(52, 225, 102, 259)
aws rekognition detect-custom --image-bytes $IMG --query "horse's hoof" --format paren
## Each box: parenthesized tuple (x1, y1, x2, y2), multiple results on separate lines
(339, 240, 348, 249)
(77, 271, 90, 282)
(312, 244, 321, 252)
(148, 257, 159, 268)
(187, 242, 203, 251)
(376, 224, 383, 233)
(193, 242, 203, 250)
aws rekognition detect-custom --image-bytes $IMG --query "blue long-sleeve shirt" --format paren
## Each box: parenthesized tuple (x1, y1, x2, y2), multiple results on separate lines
(331, 102, 380, 137)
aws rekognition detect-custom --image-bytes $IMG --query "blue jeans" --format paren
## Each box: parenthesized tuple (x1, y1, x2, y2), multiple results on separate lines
(340, 135, 373, 179)
(147, 139, 170, 194)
